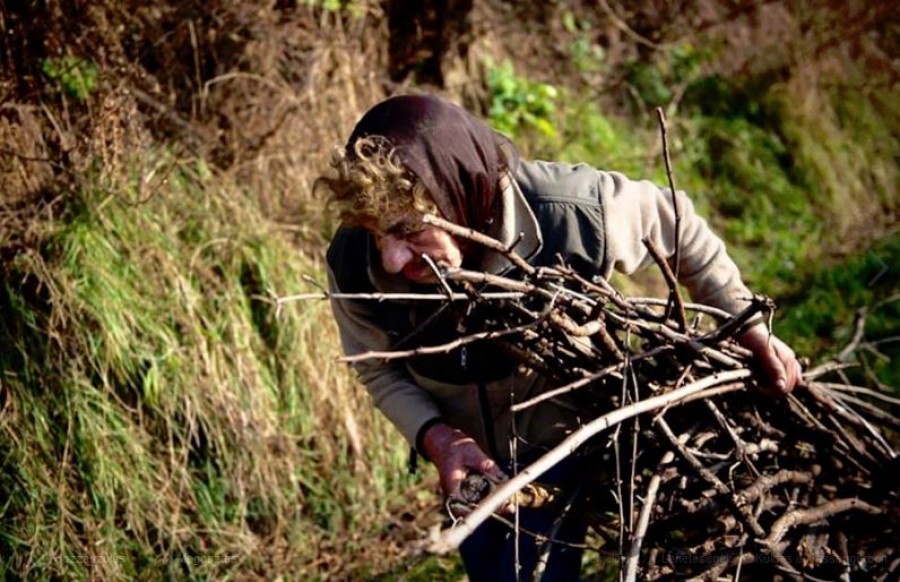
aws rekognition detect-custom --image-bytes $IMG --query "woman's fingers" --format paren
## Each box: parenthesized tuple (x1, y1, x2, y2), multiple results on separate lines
(738, 325, 802, 396)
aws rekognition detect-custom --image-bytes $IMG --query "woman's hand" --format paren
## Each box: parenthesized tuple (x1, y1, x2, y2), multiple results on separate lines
(421, 423, 507, 505)
(737, 324, 804, 396)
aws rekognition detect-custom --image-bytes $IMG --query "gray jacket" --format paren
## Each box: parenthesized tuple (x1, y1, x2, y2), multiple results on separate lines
(327, 160, 755, 460)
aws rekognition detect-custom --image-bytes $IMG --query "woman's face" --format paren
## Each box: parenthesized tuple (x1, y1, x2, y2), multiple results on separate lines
(374, 217, 463, 284)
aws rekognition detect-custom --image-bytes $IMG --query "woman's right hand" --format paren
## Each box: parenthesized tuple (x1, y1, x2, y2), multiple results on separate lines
(421, 423, 507, 501)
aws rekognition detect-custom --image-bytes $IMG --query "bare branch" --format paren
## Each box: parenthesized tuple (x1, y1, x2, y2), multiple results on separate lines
(763, 498, 882, 547)
(642, 236, 687, 332)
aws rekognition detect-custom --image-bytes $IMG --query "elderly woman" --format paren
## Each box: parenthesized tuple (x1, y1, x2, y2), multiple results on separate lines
(318, 94, 801, 581)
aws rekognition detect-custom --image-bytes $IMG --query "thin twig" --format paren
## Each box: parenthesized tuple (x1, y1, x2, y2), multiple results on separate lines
(733, 470, 814, 507)
(623, 444, 680, 582)
(535, 483, 583, 582)
(642, 237, 688, 332)
(836, 307, 868, 362)
(341, 320, 541, 363)
(422, 213, 535, 275)
(421, 253, 455, 299)
(815, 382, 900, 406)
(510, 362, 627, 412)
(275, 290, 524, 303)
(655, 108, 683, 321)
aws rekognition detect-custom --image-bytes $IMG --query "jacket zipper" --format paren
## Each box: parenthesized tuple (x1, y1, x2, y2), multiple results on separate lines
(477, 381, 500, 461)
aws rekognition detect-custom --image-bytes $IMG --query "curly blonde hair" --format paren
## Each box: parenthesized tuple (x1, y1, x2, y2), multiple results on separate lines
(315, 136, 438, 232)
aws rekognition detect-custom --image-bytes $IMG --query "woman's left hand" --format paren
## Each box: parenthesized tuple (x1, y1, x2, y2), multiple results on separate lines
(737, 324, 804, 396)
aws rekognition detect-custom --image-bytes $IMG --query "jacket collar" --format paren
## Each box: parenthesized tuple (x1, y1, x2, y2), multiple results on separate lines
(366, 170, 543, 292)
(480, 170, 543, 274)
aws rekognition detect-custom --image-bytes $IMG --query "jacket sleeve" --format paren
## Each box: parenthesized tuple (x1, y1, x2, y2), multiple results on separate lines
(327, 266, 442, 447)
(599, 171, 755, 316)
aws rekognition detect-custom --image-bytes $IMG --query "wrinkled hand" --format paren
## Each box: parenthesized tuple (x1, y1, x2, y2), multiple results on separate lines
(737, 324, 803, 396)
(421, 423, 508, 512)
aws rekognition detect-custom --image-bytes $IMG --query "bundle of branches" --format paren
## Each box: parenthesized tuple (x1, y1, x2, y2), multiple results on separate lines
(286, 112, 900, 581)
(322, 209, 899, 582)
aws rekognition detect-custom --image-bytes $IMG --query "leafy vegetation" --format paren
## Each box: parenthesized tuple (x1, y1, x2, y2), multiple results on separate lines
(302, 0, 368, 16)
(778, 234, 900, 387)
(41, 56, 99, 101)
(486, 59, 560, 142)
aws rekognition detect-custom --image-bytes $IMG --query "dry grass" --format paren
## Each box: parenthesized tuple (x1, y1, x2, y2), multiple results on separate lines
(0, 142, 426, 580)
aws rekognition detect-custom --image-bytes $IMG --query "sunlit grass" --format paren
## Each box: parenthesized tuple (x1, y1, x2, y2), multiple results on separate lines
(0, 150, 415, 579)
(776, 233, 900, 389)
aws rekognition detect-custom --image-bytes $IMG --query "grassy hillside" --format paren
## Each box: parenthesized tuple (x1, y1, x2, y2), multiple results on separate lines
(0, 151, 429, 579)
(0, 1, 896, 579)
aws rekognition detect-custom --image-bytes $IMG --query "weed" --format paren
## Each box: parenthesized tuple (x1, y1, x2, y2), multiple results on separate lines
(560, 9, 608, 82)
(302, 0, 368, 14)
(625, 43, 708, 111)
(41, 56, 98, 101)
(486, 58, 559, 142)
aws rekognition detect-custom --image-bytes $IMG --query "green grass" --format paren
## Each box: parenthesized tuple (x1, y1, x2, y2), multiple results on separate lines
(775, 233, 900, 389)
(0, 152, 415, 580)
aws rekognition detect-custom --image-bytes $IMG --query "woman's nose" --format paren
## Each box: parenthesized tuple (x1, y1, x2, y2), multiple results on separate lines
(380, 237, 414, 274)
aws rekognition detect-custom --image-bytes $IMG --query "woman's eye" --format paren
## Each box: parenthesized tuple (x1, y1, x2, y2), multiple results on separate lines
(404, 228, 427, 241)
(387, 220, 425, 239)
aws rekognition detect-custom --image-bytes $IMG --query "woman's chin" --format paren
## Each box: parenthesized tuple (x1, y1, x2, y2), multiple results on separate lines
(403, 270, 436, 284)
(402, 262, 443, 283)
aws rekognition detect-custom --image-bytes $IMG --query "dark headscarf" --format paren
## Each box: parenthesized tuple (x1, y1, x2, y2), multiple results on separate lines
(346, 94, 518, 233)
